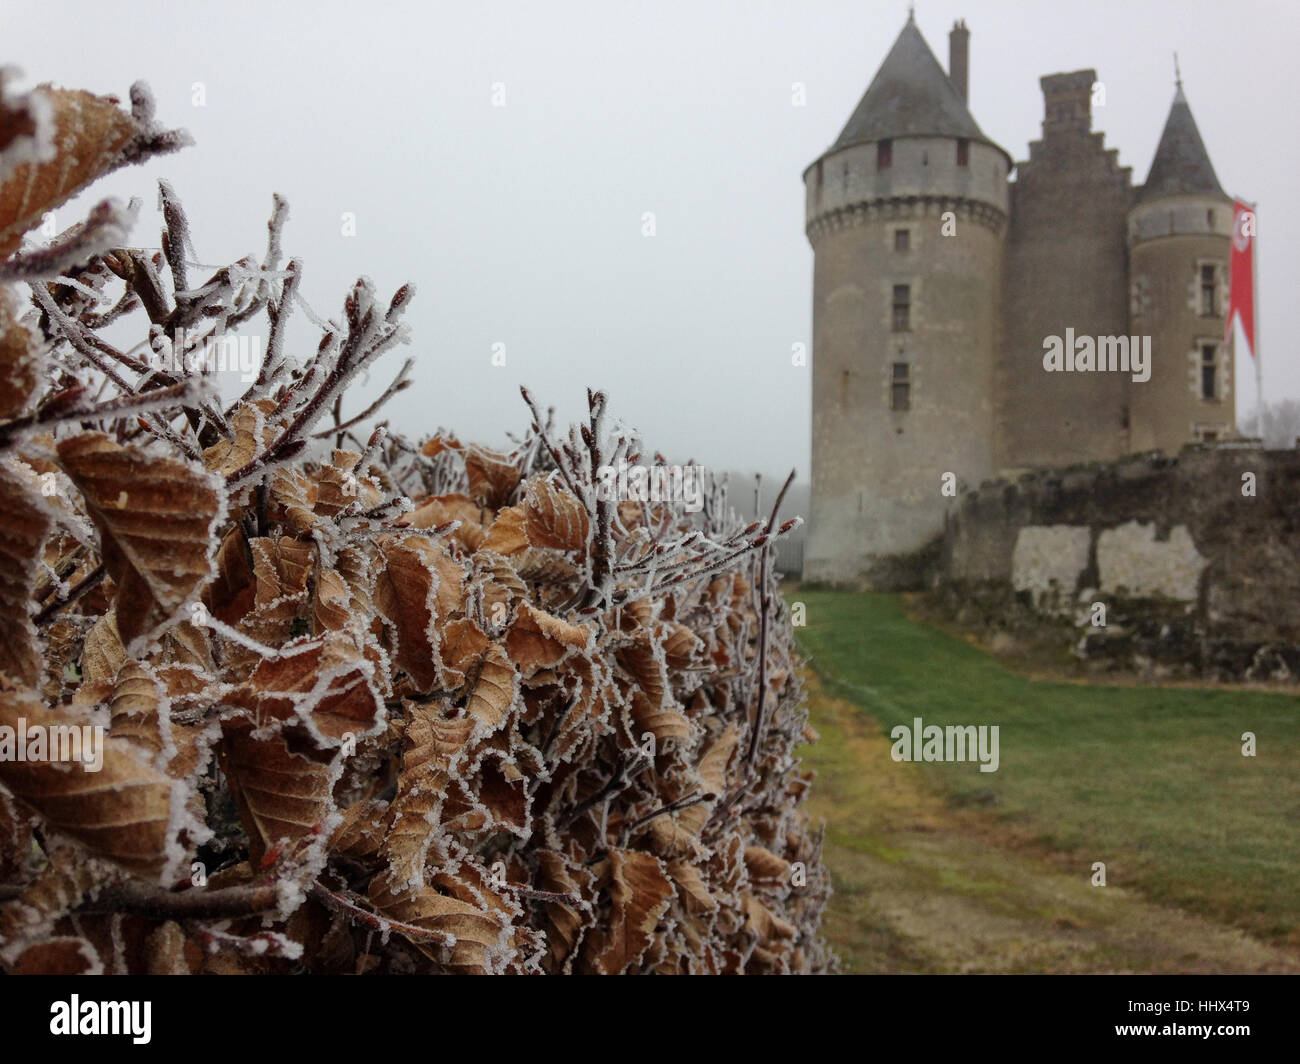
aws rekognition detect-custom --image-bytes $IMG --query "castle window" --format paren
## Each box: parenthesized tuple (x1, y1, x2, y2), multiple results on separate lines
(1201, 343, 1218, 400)
(1200, 264, 1219, 317)
(877, 139, 892, 170)
(891, 362, 910, 411)
(956, 138, 969, 167)
(894, 228, 910, 253)
(891, 284, 910, 332)
(1207, 208, 1215, 228)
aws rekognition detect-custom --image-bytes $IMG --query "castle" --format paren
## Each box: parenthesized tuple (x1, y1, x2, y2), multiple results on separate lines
(804, 13, 1238, 586)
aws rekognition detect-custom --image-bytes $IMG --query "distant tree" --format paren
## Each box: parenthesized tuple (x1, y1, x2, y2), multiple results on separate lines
(1244, 399, 1300, 448)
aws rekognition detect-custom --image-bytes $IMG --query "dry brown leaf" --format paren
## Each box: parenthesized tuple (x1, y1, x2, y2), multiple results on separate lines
(667, 858, 718, 915)
(534, 850, 593, 973)
(0, 788, 31, 881)
(438, 616, 491, 684)
(0, 465, 52, 686)
(0, 680, 190, 882)
(267, 467, 319, 535)
(220, 633, 384, 864)
(0, 85, 139, 258)
(373, 534, 464, 691)
(505, 603, 591, 675)
(107, 660, 167, 761)
(312, 567, 352, 632)
(217, 719, 333, 867)
(313, 450, 382, 518)
(144, 920, 193, 975)
(201, 399, 280, 479)
(616, 628, 669, 709)
(0, 288, 40, 419)
(472, 753, 528, 833)
(470, 550, 527, 619)
(205, 524, 255, 626)
(369, 870, 510, 974)
(229, 630, 384, 744)
(741, 892, 796, 944)
(479, 505, 528, 556)
(744, 844, 793, 885)
(8, 936, 102, 975)
(512, 547, 579, 586)
(580, 849, 675, 975)
(56, 433, 224, 654)
(464, 446, 520, 509)
(676, 724, 738, 837)
(660, 622, 703, 671)
(462, 642, 517, 733)
(403, 493, 485, 541)
(155, 620, 213, 672)
(381, 704, 474, 888)
(80, 609, 127, 685)
(418, 432, 461, 459)
(522, 475, 589, 553)
(250, 535, 313, 606)
(646, 812, 709, 860)
(329, 798, 389, 862)
(630, 690, 692, 746)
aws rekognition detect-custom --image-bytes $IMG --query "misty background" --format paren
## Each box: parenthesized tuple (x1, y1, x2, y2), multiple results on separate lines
(5, 0, 1297, 517)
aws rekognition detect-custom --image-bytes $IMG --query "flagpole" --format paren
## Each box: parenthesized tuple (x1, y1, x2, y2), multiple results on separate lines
(1252, 201, 1262, 441)
(1232, 196, 1262, 440)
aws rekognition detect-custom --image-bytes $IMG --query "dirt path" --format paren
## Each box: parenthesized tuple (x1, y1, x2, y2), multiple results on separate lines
(802, 671, 1300, 974)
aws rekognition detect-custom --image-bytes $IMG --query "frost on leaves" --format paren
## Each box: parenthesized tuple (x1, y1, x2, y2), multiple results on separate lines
(0, 71, 831, 974)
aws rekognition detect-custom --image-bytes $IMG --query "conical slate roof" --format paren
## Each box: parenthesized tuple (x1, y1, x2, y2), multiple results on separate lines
(1138, 85, 1226, 202)
(830, 15, 989, 150)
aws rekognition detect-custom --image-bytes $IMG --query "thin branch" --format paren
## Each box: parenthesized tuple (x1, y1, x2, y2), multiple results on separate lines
(33, 564, 105, 624)
(312, 358, 413, 440)
(79, 880, 279, 919)
(743, 469, 796, 769)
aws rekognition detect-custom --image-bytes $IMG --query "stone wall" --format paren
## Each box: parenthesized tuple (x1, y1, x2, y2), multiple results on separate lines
(937, 445, 1300, 681)
(997, 70, 1135, 471)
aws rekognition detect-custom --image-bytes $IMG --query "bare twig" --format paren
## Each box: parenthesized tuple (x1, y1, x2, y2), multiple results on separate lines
(79, 880, 279, 919)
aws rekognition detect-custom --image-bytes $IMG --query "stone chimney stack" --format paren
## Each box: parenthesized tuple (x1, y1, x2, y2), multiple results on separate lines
(1040, 70, 1096, 136)
(948, 19, 969, 102)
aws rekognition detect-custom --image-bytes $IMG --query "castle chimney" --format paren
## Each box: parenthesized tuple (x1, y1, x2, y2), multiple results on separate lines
(1040, 70, 1096, 136)
(949, 19, 970, 103)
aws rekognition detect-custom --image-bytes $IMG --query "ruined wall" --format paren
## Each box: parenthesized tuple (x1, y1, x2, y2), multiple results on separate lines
(939, 446, 1300, 680)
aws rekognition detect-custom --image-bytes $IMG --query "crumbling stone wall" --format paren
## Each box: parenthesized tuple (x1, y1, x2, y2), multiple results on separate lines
(936, 445, 1300, 681)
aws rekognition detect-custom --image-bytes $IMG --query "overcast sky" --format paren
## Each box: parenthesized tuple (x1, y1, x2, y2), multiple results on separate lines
(6, 0, 1297, 479)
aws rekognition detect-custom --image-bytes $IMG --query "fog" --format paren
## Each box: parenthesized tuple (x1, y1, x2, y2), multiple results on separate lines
(6, 0, 1295, 493)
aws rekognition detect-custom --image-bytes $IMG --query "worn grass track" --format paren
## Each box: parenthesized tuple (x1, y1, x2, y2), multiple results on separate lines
(791, 590, 1300, 973)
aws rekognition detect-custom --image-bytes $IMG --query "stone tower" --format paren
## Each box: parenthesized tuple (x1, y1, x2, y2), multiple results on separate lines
(997, 70, 1134, 470)
(1127, 81, 1236, 451)
(802, 14, 1011, 586)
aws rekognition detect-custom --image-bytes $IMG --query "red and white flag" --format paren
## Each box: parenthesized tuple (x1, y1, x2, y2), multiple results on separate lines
(1227, 200, 1256, 357)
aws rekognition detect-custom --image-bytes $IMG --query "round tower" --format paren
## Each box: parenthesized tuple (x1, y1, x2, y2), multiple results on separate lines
(1127, 81, 1236, 451)
(803, 14, 1010, 586)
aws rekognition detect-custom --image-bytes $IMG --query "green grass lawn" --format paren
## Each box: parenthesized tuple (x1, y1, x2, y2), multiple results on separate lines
(793, 590, 1300, 945)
